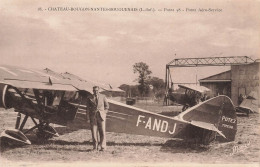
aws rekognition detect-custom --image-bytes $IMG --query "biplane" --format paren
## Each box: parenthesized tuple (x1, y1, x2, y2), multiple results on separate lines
(167, 84, 210, 111)
(0, 65, 237, 146)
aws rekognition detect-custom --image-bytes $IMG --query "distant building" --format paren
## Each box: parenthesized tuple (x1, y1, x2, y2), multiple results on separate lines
(199, 60, 260, 106)
(199, 70, 231, 98)
(101, 89, 125, 98)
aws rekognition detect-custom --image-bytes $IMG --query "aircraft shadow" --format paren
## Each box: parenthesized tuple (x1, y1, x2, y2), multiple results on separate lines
(31, 137, 210, 153)
(1, 128, 209, 154)
(52, 126, 91, 136)
(1, 138, 209, 153)
(160, 139, 210, 153)
(0, 141, 20, 152)
(30, 138, 164, 147)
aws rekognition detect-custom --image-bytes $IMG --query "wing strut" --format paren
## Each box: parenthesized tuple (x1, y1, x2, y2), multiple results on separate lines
(11, 86, 43, 119)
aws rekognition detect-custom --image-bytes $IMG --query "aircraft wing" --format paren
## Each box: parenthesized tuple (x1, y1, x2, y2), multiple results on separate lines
(178, 84, 210, 93)
(0, 65, 77, 91)
(61, 72, 124, 92)
(237, 91, 259, 113)
(40, 69, 93, 92)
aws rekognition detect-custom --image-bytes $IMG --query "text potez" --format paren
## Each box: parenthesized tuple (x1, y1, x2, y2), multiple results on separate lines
(222, 116, 236, 124)
(136, 115, 176, 134)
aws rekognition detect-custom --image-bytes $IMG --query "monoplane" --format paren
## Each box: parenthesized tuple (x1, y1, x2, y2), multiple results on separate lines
(0, 65, 237, 146)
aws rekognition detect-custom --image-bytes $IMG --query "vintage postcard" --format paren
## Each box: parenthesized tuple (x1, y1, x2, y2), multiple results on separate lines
(0, 0, 259, 167)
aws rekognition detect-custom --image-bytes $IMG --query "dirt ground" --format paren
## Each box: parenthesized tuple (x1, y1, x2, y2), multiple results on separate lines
(0, 102, 259, 166)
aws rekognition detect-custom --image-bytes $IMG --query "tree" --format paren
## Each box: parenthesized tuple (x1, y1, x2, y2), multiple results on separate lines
(147, 77, 165, 98)
(119, 84, 139, 97)
(133, 62, 152, 97)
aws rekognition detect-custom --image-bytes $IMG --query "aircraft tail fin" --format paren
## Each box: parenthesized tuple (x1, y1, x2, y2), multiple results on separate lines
(178, 95, 237, 142)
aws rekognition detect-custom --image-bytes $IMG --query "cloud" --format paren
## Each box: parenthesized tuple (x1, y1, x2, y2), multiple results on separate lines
(0, 0, 259, 86)
(92, 36, 111, 43)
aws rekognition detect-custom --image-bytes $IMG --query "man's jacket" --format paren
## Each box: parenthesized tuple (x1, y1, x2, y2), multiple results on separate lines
(86, 94, 109, 121)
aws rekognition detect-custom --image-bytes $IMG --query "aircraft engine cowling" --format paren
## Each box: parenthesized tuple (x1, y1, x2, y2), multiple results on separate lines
(0, 83, 12, 109)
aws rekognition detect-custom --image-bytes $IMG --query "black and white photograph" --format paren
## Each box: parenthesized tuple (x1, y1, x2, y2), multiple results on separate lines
(0, 0, 259, 166)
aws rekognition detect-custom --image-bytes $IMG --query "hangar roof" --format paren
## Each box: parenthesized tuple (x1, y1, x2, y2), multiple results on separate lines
(199, 70, 231, 83)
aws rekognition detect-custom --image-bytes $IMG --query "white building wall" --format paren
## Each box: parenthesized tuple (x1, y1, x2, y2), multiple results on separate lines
(231, 62, 260, 106)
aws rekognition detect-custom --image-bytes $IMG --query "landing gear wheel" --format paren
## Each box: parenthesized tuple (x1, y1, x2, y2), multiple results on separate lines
(36, 124, 56, 140)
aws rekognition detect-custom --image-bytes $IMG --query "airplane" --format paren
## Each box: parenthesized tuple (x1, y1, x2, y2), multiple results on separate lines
(0, 65, 237, 147)
(166, 84, 210, 111)
(235, 91, 258, 116)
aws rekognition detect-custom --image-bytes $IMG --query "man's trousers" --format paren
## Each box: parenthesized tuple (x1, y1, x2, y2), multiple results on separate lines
(90, 112, 106, 150)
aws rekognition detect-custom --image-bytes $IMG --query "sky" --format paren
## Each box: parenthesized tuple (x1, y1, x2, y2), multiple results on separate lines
(0, 0, 259, 87)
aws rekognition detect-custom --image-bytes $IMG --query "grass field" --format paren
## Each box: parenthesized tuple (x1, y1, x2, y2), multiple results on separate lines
(0, 102, 259, 166)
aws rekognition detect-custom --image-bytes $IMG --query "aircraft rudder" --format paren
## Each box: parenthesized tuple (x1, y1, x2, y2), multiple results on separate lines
(217, 96, 237, 141)
(180, 95, 237, 142)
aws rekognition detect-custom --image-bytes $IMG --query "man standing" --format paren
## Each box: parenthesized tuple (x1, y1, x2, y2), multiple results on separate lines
(86, 86, 109, 151)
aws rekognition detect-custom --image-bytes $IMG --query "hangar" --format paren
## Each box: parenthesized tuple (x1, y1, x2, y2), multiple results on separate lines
(199, 70, 231, 98)
(199, 60, 259, 106)
(230, 59, 259, 106)
(165, 56, 259, 107)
